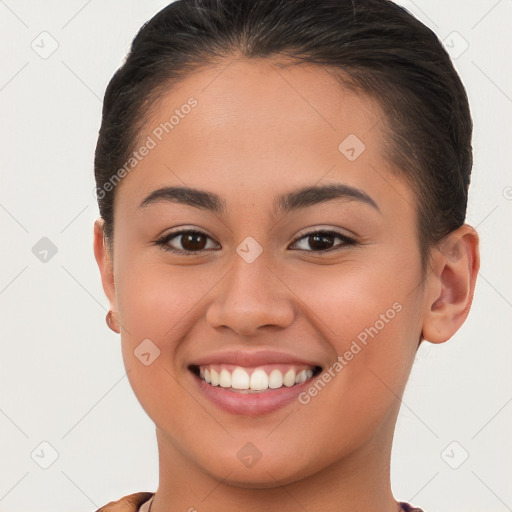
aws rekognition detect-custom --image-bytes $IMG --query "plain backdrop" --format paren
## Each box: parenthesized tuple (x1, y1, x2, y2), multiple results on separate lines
(1, 1, 511, 511)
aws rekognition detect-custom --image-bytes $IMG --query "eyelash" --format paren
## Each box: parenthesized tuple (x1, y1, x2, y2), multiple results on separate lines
(292, 230, 358, 252)
(155, 228, 358, 255)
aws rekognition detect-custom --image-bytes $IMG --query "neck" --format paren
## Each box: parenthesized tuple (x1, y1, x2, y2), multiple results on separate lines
(150, 406, 402, 512)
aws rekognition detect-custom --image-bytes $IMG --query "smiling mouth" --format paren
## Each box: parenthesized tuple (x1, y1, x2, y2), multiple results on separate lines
(189, 364, 323, 393)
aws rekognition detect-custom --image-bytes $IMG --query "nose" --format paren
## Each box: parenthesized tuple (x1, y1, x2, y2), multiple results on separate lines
(205, 251, 295, 337)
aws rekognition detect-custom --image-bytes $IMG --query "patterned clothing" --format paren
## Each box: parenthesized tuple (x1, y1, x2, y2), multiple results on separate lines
(94, 491, 425, 512)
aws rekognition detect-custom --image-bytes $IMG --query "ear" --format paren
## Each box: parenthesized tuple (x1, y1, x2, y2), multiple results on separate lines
(421, 224, 480, 343)
(93, 219, 119, 330)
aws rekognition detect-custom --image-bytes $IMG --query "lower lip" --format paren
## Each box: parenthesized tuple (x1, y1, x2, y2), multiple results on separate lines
(191, 371, 316, 416)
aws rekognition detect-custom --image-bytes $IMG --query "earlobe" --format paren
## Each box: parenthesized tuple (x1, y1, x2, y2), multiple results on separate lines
(421, 225, 480, 344)
(93, 219, 118, 322)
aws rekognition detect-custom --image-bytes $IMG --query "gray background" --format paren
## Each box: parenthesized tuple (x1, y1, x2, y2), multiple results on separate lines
(1, 1, 511, 511)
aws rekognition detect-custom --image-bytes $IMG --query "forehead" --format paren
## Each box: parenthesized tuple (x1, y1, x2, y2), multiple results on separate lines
(142, 57, 384, 152)
(117, 57, 413, 219)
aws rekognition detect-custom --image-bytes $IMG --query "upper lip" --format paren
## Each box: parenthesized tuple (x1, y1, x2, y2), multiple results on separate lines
(188, 348, 322, 369)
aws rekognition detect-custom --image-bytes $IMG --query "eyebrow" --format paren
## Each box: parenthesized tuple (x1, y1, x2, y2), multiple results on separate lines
(139, 186, 226, 212)
(138, 183, 379, 215)
(275, 182, 379, 214)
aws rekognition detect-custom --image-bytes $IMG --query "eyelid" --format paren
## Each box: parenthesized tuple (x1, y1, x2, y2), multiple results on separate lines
(155, 227, 220, 254)
(160, 226, 215, 240)
(292, 225, 357, 242)
(156, 226, 358, 255)
(289, 228, 357, 252)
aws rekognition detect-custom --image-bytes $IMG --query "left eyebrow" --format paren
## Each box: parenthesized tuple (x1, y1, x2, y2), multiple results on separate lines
(274, 182, 380, 214)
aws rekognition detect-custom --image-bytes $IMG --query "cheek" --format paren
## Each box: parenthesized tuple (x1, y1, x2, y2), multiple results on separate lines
(273, 280, 421, 478)
(282, 256, 422, 421)
(114, 257, 239, 425)
(284, 250, 422, 346)
(115, 259, 221, 346)
(113, 260, 210, 434)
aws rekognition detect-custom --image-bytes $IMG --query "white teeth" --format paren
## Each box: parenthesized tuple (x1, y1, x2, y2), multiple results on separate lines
(283, 369, 296, 387)
(210, 368, 220, 386)
(231, 367, 250, 389)
(198, 365, 316, 391)
(268, 369, 283, 389)
(295, 370, 307, 384)
(250, 369, 269, 391)
(219, 368, 231, 388)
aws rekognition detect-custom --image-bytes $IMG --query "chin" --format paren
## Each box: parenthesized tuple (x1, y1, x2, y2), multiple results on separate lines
(194, 448, 325, 489)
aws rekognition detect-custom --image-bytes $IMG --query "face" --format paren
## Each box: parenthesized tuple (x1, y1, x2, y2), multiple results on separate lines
(98, 58, 432, 486)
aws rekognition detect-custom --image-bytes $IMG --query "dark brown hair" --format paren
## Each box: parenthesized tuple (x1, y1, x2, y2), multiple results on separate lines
(94, 0, 472, 268)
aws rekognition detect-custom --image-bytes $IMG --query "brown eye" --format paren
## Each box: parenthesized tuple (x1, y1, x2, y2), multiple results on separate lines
(156, 230, 220, 254)
(291, 230, 356, 253)
(307, 233, 336, 251)
(180, 232, 207, 251)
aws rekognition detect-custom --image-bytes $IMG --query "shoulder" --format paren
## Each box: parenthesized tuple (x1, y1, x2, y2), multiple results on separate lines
(94, 491, 155, 512)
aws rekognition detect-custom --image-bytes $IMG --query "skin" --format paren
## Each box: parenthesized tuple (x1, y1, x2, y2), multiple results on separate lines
(94, 57, 479, 512)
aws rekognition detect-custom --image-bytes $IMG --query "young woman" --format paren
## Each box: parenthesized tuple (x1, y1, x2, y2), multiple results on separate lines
(93, 1, 479, 511)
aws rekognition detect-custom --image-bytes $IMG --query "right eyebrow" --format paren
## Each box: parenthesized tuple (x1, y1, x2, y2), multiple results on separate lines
(139, 186, 227, 213)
